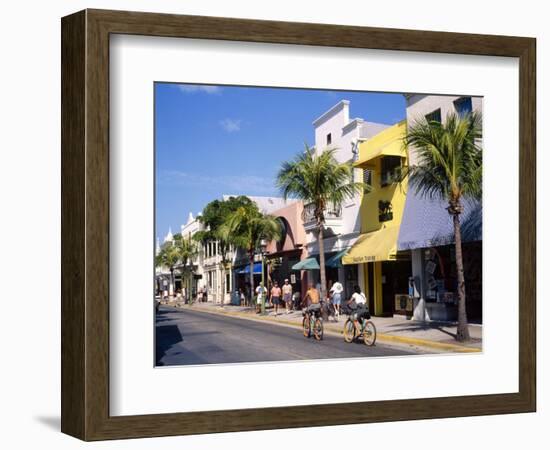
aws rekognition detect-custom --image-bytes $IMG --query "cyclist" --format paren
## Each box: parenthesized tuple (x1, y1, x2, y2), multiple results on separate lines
(303, 282, 321, 316)
(346, 285, 370, 322)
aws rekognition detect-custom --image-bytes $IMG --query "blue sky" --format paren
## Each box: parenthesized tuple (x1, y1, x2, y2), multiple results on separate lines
(155, 83, 406, 239)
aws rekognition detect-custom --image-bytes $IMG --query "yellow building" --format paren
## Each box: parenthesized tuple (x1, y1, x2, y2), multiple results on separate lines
(342, 120, 411, 316)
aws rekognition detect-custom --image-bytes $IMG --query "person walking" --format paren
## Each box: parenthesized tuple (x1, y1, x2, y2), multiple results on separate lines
(270, 281, 282, 316)
(255, 282, 267, 314)
(329, 279, 344, 318)
(282, 278, 293, 314)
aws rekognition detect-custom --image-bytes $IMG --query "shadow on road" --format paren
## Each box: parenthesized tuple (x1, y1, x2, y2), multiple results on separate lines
(155, 324, 183, 365)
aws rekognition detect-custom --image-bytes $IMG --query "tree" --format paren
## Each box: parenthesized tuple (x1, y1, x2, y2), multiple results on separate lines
(155, 241, 180, 297)
(276, 145, 368, 301)
(194, 196, 255, 306)
(225, 203, 281, 306)
(404, 111, 482, 342)
(173, 233, 199, 303)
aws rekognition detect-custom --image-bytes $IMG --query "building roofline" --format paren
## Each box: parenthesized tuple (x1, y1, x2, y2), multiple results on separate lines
(312, 100, 350, 127)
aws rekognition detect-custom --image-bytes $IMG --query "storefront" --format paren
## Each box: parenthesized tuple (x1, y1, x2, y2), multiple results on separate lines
(342, 225, 411, 316)
(397, 190, 483, 323)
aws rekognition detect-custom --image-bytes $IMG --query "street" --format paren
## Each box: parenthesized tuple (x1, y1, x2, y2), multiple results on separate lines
(156, 306, 418, 366)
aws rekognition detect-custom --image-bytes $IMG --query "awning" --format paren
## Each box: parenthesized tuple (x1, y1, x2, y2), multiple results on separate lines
(292, 258, 320, 270)
(342, 226, 400, 264)
(397, 191, 482, 250)
(354, 120, 407, 168)
(326, 248, 349, 268)
(236, 262, 263, 274)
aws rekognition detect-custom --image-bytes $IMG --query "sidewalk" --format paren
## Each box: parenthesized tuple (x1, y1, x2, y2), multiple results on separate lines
(173, 301, 482, 353)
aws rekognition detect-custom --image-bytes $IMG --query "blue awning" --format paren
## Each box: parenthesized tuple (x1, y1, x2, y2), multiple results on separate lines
(237, 262, 263, 274)
(292, 258, 320, 270)
(397, 190, 482, 251)
(326, 248, 349, 268)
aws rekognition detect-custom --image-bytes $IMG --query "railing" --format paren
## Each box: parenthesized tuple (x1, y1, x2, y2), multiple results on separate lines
(302, 202, 342, 224)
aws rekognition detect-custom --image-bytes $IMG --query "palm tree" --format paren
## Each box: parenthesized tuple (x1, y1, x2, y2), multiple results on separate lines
(225, 204, 281, 305)
(155, 242, 180, 297)
(194, 196, 254, 306)
(276, 145, 368, 301)
(404, 111, 482, 342)
(174, 234, 199, 303)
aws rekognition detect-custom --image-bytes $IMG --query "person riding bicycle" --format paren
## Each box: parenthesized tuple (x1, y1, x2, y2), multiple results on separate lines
(303, 282, 321, 317)
(346, 285, 370, 322)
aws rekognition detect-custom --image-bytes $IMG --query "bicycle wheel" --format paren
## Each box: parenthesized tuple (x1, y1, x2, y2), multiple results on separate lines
(302, 316, 311, 338)
(363, 321, 377, 346)
(343, 319, 356, 343)
(313, 318, 323, 341)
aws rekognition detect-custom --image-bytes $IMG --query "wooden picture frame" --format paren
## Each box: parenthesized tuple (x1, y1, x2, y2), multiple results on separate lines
(61, 9, 536, 441)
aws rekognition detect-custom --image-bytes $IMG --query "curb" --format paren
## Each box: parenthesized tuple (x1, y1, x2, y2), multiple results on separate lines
(176, 305, 482, 354)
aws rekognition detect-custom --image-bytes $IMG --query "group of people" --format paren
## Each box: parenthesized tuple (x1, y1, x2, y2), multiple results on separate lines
(254, 278, 296, 315)
(253, 278, 370, 320)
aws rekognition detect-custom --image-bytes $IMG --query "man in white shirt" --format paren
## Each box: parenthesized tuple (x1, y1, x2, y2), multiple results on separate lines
(255, 282, 266, 314)
(329, 280, 344, 317)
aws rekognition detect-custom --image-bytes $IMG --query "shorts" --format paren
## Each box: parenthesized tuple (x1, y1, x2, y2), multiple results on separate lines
(283, 293, 292, 303)
(331, 293, 342, 305)
(272, 296, 280, 305)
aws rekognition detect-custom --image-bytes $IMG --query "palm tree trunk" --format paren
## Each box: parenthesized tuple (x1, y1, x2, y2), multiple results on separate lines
(452, 207, 470, 342)
(170, 267, 175, 299)
(318, 223, 327, 302)
(220, 263, 225, 307)
(249, 253, 255, 309)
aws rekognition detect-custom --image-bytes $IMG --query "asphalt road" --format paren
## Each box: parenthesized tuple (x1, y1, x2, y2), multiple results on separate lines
(156, 306, 418, 366)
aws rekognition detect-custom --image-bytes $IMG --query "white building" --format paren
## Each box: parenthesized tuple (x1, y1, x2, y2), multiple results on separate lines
(305, 100, 391, 297)
(399, 94, 483, 322)
(180, 212, 205, 300)
(180, 195, 293, 304)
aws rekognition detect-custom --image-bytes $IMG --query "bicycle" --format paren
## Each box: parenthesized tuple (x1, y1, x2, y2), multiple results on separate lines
(302, 303, 323, 340)
(343, 306, 376, 346)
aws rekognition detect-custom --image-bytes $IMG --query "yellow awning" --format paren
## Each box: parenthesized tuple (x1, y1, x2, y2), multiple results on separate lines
(353, 120, 407, 168)
(342, 226, 399, 264)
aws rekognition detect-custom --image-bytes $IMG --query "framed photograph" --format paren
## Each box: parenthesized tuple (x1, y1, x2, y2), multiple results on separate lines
(61, 9, 536, 441)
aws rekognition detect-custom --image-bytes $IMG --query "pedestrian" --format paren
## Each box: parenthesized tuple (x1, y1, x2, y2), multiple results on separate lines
(329, 279, 344, 318)
(270, 281, 282, 316)
(255, 282, 267, 313)
(203, 287, 208, 303)
(282, 278, 293, 314)
(162, 278, 168, 300)
(293, 291, 301, 311)
(239, 288, 246, 306)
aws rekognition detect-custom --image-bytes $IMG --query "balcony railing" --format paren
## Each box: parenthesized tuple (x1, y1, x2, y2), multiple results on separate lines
(302, 202, 342, 231)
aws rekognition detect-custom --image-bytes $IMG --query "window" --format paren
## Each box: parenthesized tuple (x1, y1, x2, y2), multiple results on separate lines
(326, 133, 332, 146)
(363, 169, 372, 192)
(425, 108, 441, 123)
(454, 97, 473, 116)
(226, 273, 231, 293)
(380, 156, 401, 187)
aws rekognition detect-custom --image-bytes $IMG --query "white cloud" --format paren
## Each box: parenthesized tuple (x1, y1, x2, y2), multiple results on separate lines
(177, 84, 222, 94)
(160, 170, 276, 195)
(219, 118, 242, 133)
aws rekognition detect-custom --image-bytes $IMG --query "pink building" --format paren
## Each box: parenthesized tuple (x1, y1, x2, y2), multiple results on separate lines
(265, 201, 309, 299)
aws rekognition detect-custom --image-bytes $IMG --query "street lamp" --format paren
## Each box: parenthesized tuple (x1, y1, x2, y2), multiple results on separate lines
(260, 239, 268, 315)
